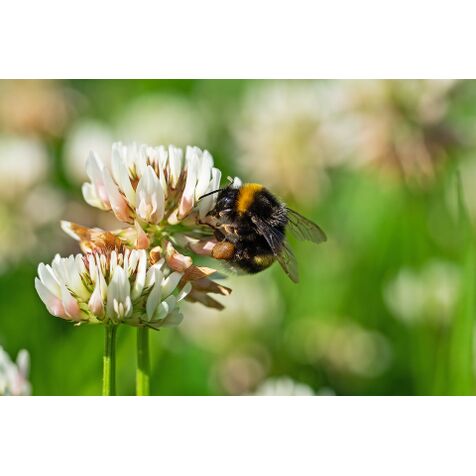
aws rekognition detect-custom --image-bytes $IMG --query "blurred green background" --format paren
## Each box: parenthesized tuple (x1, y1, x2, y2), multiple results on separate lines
(1, 79, 476, 395)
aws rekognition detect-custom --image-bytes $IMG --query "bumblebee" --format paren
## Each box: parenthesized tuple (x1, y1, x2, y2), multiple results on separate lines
(200, 177, 326, 283)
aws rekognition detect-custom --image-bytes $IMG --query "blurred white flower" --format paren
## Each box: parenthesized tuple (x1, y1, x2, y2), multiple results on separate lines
(35, 246, 192, 329)
(180, 273, 282, 351)
(384, 261, 460, 325)
(0, 136, 64, 271)
(232, 81, 356, 202)
(0, 347, 31, 396)
(254, 377, 314, 396)
(214, 347, 269, 395)
(22, 185, 65, 227)
(0, 135, 49, 199)
(286, 319, 392, 378)
(0, 183, 66, 272)
(233, 80, 459, 200)
(63, 119, 115, 183)
(336, 80, 459, 183)
(115, 94, 208, 148)
(0, 203, 37, 271)
(0, 80, 76, 137)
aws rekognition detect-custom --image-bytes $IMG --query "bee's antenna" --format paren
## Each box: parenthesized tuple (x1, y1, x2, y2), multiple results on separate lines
(198, 188, 225, 200)
(198, 177, 239, 200)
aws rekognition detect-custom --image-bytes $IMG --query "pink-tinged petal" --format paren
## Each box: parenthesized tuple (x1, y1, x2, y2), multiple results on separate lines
(82, 183, 110, 210)
(111, 145, 136, 206)
(195, 149, 214, 199)
(178, 195, 194, 218)
(150, 168, 165, 222)
(86, 152, 110, 206)
(179, 148, 199, 218)
(60, 284, 81, 320)
(198, 167, 222, 219)
(165, 242, 192, 272)
(156, 146, 168, 195)
(132, 250, 147, 299)
(35, 278, 68, 318)
(134, 221, 150, 249)
(167, 208, 180, 225)
(37, 263, 60, 296)
(135, 166, 164, 224)
(102, 168, 131, 223)
(88, 280, 105, 317)
(188, 237, 218, 256)
(135, 144, 148, 176)
(161, 272, 182, 298)
(178, 195, 194, 219)
(168, 146, 183, 188)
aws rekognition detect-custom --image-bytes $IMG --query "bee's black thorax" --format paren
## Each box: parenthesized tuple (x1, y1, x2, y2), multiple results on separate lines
(206, 184, 288, 275)
(248, 188, 288, 231)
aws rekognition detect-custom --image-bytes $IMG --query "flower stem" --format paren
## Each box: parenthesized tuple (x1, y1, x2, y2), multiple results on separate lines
(102, 324, 117, 396)
(136, 326, 150, 396)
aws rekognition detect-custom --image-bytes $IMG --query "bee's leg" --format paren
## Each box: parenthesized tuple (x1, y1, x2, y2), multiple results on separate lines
(214, 229, 225, 241)
(211, 241, 235, 260)
(222, 224, 237, 236)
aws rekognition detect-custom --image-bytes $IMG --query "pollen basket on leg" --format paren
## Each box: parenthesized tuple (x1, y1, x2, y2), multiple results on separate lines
(212, 241, 235, 260)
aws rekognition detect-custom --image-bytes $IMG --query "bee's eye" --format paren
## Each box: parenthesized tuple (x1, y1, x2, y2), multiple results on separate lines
(223, 198, 233, 206)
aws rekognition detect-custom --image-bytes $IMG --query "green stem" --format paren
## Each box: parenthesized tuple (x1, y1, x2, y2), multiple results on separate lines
(448, 170, 476, 395)
(102, 324, 117, 396)
(136, 326, 150, 396)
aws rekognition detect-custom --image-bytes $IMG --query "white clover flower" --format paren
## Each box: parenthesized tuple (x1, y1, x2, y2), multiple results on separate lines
(180, 274, 281, 351)
(115, 94, 208, 148)
(232, 81, 352, 202)
(0, 80, 75, 137)
(59, 223, 232, 312)
(384, 261, 460, 325)
(254, 377, 315, 396)
(336, 80, 460, 184)
(286, 319, 392, 378)
(0, 136, 64, 272)
(0, 135, 49, 199)
(35, 247, 192, 329)
(0, 347, 31, 396)
(82, 142, 222, 226)
(63, 119, 115, 183)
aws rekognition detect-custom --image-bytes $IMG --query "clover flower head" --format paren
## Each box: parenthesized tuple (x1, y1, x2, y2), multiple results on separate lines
(60, 223, 232, 312)
(36, 140, 233, 335)
(82, 142, 222, 226)
(35, 244, 192, 329)
(254, 377, 314, 396)
(0, 347, 31, 396)
(384, 261, 460, 325)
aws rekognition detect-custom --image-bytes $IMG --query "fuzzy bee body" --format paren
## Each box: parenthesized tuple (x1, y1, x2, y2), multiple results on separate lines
(202, 179, 327, 283)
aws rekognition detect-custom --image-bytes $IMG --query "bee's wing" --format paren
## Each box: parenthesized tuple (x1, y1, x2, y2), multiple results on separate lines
(276, 239, 299, 283)
(251, 215, 299, 283)
(286, 208, 327, 244)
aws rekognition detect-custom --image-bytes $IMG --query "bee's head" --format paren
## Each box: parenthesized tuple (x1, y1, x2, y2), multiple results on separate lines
(199, 176, 242, 219)
(198, 176, 242, 201)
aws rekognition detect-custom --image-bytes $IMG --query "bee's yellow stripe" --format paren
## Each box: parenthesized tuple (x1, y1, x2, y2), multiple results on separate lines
(237, 183, 263, 214)
(253, 254, 275, 268)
